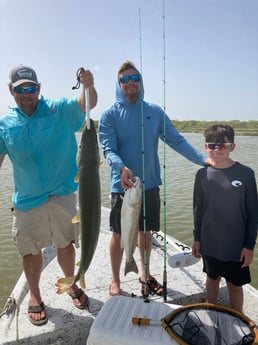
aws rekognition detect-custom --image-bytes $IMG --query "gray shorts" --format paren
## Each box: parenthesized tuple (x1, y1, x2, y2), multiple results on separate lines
(12, 194, 80, 257)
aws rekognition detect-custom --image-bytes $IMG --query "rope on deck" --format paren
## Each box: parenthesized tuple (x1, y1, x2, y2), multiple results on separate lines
(0, 296, 20, 344)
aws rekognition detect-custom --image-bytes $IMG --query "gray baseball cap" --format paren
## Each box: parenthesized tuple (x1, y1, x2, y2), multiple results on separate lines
(10, 65, 40, 87)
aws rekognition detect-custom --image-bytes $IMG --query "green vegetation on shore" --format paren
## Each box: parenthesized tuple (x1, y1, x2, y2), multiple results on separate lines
(172, 120, 258, 136)
(93, 120, 258, 136)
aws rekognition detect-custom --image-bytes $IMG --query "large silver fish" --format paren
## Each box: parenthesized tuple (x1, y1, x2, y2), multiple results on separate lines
(56, 119, 101, 293)
(121, 176, 142, 276)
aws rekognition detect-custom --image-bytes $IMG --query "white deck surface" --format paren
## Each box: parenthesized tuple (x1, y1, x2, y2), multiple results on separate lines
(0, 207, 257, 345)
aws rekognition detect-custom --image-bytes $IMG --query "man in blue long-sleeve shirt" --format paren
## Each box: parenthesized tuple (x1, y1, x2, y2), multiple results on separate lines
(99, 61, 214, 297)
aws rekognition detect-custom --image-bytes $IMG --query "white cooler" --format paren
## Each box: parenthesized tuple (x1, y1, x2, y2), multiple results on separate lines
(87, 296, 179, 345)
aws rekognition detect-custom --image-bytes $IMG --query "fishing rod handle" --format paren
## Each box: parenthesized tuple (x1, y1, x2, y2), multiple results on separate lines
(132, 317, 160, 326)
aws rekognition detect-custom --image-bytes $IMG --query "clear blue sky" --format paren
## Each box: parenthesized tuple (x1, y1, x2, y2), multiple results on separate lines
(0, 0, 257, 121)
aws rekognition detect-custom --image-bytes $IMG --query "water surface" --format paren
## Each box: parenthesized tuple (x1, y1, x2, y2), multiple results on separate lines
(0, 133, 257, 309)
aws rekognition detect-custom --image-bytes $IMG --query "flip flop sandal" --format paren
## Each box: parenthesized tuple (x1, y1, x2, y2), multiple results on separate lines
(139, 276, 164, 296)
(28, 302, 48, 326)
(68, 288, 89, 309)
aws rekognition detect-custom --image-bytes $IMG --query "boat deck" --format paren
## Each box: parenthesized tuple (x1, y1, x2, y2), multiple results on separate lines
(0, 207, 257, 345)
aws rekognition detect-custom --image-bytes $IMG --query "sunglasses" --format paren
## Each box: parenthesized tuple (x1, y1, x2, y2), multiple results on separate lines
(13, 86, 39, 94)
(119, 74, 140, 84)
(205, 143, 233, 150)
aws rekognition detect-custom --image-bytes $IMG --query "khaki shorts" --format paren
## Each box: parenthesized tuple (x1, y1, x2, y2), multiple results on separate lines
(12, 194, 80, 257)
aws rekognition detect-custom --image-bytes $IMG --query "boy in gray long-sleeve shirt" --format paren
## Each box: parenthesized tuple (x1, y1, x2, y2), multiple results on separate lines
(192, 124, 257, 312)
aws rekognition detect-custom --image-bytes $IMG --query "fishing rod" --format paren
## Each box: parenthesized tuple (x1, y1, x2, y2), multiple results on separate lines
(72, 67, 91, 129)
(139, 1, 168, 302)
(138, 8, 149, 302)
(162, 0, 168, 302)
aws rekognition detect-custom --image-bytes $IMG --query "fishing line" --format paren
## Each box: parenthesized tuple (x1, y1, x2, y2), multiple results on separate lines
(72, 68, 83, 90)
(72, 67, 90, 129)
(138, 8, 149, 302)
(162, 0, 168, 302)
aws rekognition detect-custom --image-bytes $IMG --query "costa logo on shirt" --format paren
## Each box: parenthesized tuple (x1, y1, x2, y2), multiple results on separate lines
(231, 180, 242, 187)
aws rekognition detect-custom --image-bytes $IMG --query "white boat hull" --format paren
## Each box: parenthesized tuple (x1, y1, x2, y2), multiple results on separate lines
(0, 207, 257, 345)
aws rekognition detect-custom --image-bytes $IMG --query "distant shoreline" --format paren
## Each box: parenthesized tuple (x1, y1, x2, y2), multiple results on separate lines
(93, 120, 258, 136)
(172, 120, 258, 136)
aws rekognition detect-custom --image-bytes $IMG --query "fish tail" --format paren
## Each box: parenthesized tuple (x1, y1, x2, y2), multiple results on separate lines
(125, 258, 139, 276)
(55, 276, 76, 294)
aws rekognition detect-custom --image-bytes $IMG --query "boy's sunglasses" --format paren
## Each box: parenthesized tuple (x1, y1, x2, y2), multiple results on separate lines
(205, 143, 233, 150)
(119, 74, 140, 84)
(13, 86, 39, 94)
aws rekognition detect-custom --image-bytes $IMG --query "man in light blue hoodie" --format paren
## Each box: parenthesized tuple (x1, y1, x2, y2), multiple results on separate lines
(99, 61, 214, 297)
(0, 65, 97, 325)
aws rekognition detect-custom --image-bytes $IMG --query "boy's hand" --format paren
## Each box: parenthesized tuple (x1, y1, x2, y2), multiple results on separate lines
(192, 241, 201, 258)
(240, 248, 254, 267)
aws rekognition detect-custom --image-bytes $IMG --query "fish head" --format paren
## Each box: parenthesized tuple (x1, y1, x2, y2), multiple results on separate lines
(132, 176, 141, 188)
(126, 176, 142, 205)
